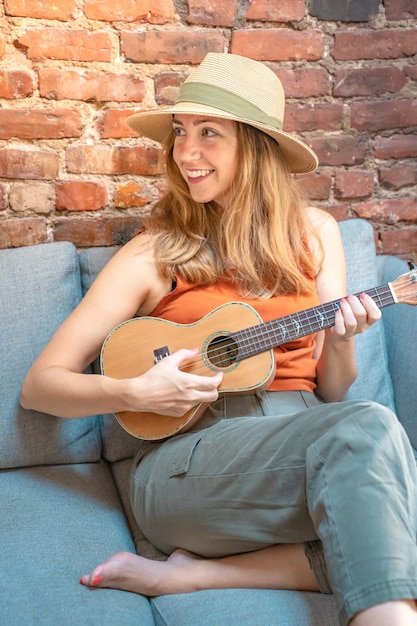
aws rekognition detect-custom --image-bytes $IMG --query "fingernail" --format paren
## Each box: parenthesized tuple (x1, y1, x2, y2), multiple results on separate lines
(92, 575, 103, 586)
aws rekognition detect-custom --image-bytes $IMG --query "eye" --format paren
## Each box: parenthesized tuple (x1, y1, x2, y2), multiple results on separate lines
(202, 127, 217, 137)
(172, 126, 185, 136)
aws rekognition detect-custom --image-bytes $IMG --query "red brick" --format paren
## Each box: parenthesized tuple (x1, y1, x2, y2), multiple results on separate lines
(84, 0, 175, 24)
(284, 103, 343, 132)
(231, 29, 323, 61)
(0, 148, 59, 180)
(56, 181, 108, 212)
(114, 181, 152, 208)
(65, 145, 163, 176)
(275, 68, 330, 98)
(405, 65, 417, 81)
(379, 166, 417, 190)
(351, 100, 417, 132)
(0, 36, 5, 59)
(0, 218, 47, 249)
(0, 184, 7, 210)
(245, 0, 304, 21)
(334, 170, 374, 199)
(310, 137, 367, 166)
(310, 0, 380, 21)
(53, 216, 143, 247)
(39, 69, 145, 103)
(380, 229, 417, 257)
(0, 69, 36, 98)
(5, 0, 76, 20)
(0, 109, 82, 140)
(296, 171, 332, 200)
(9, 183, 54, 214)
(374, 134, 417, 160)
(155, 71, 185, 104)
(98, 110, 140, 139)
(187, 0, 238, 27)
(354, 198, 417, 224)
(17, 29, 114, 62)
(332, 29, 417, 61)
(324, 204, 350, 222)
(333, 67, 406, 97)
(121, 31, 224, 64)
(385, 0, 417, 20)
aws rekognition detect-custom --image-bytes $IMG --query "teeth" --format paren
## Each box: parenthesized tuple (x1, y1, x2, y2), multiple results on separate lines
(187, 169, 212, 178)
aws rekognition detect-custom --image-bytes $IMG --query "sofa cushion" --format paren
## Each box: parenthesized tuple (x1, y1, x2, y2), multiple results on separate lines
(0, 242, 101, 469)
(1, 461, 154, 625)
(151, 588, 338, 626)
(338, 219, 395, 412)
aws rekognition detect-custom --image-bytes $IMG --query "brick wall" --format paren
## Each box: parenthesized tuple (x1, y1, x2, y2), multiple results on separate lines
(0, 0, 416, 260)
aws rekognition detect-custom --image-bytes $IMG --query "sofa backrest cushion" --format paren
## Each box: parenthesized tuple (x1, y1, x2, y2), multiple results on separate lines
(79, 246, 139, 462)
(80, 219, 396, 462)
(339, 219, 395, 412)
(376, 254, 417, 451)
(0, 242, 101, 469)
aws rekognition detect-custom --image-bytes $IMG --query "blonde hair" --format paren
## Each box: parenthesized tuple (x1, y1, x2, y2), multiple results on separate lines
(144, 123, 322, 298)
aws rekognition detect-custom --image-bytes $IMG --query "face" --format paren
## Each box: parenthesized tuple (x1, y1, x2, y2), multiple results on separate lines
(172, 114, 239, 208)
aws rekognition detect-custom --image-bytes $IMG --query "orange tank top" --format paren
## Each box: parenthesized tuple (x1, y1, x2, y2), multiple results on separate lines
(150, 276, 319, 393)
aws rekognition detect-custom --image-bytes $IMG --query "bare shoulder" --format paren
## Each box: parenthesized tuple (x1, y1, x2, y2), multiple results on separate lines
(305, 205, 341, 239)
(304, 207, 343, 273)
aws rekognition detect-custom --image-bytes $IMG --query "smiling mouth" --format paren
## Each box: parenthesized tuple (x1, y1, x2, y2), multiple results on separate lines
(186, 169, 213, 179)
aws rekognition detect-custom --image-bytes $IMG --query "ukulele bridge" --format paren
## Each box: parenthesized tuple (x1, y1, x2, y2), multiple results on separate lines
(154, 346, 170, 363)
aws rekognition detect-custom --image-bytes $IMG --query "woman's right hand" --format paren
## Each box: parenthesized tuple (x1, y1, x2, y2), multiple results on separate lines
(125, 348, 224, 417)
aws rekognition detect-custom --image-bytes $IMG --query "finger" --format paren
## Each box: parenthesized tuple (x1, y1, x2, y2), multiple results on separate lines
(170, 347, 199, 367)
(195, 370, 224, 390)
(338, 297, 361, 333)
(345, 294, 367, 318)
(359, 293, 382, 322)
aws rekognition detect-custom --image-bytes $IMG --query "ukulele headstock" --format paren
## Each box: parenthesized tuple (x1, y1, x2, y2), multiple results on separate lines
(390, 266, 417, 305)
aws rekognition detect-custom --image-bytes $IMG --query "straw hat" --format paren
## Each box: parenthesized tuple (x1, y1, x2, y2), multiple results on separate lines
(126, 53, 318, 174)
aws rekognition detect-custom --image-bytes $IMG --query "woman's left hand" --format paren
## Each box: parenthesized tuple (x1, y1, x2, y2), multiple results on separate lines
(330, 292, 382, 340)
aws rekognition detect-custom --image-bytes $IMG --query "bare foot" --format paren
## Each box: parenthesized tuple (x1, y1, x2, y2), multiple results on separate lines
(80, 549, 203, 596)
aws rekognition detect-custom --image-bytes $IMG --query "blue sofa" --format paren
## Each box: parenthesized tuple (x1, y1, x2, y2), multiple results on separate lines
(1, 218, 416, 625)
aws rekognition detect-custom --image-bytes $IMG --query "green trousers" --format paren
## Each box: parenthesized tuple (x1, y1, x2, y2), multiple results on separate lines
(130, 391, 417, 625)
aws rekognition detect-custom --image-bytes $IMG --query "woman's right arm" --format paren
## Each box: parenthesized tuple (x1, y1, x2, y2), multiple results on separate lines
(20, 234, 222, 419)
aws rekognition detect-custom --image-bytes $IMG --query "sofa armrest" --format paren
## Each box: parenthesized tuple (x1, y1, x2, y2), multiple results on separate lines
(377, 254, 417, 452)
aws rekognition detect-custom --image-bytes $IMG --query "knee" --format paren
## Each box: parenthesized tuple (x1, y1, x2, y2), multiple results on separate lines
(346, 400, 401, 438)
(311, 400, 409, 462)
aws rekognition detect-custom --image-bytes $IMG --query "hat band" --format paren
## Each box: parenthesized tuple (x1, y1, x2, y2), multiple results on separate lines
(176, 82, 283, 130)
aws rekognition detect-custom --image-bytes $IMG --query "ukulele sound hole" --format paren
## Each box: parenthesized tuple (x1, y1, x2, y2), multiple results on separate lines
(206, 334, 239, 370)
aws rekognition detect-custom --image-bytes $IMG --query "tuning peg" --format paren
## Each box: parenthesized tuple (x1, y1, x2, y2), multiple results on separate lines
(408, 261, 416, 271)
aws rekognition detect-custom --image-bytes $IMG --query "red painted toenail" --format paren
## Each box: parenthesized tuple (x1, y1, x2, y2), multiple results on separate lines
(92, 576, 103, 586)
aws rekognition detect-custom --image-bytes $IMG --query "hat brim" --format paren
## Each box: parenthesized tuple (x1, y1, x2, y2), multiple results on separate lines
(126, 103, 318, 174)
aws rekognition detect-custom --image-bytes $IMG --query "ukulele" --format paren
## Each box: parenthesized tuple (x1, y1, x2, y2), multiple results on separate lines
(100, 267, 417, 441)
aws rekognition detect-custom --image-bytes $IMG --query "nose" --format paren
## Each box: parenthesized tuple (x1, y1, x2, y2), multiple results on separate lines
(175, 133, 201, 161)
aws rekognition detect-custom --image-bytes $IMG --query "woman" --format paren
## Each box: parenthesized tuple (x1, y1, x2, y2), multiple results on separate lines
(20, 53, 417, 625)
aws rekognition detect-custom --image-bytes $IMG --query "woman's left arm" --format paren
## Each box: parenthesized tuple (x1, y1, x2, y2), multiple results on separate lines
(308, 209, 382, 402)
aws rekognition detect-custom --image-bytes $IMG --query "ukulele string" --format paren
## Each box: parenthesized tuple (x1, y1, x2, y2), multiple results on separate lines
(173, 287, 395, 376)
